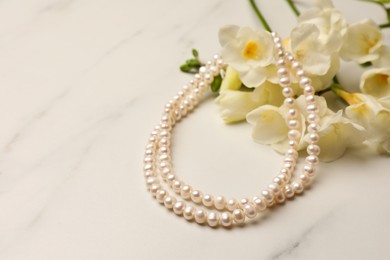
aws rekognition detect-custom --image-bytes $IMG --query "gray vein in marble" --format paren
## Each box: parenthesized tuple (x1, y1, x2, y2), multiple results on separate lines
(39, 0, 74, 13)
(3, 29, 141, 153)
(270, 209, 337, 260)
(177, 0, 226, 42)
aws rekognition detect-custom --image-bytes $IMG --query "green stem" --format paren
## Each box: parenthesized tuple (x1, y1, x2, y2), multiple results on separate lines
(380, 23, 390, 29)
(316, 87, 331, 96)
(249, 0, 272, 32)
(285, 0, 300, 16)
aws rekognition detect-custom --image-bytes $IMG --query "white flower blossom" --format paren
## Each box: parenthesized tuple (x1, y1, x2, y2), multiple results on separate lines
(372, 45, 390, 68)
(246, 101, 306, 153)
(340, 19, 383, 64)
(360, 68, 390, 98)
(342, 93, 390, 154)
(219, 25, 275, 87)
(309, 110, 366, 162)
(216, 86, 284, 124)
(297, 0, 347, 51)
(286, 23, 340, 91)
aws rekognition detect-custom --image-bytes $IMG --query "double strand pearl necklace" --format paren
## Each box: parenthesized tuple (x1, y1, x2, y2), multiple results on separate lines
(143, 33, 321, 228)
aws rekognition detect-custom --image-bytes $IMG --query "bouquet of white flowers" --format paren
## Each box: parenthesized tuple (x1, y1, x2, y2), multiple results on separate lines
(181, 0, 390, 162)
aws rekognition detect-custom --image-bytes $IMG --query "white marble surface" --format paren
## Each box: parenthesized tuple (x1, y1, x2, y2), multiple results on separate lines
(0, 0, 389, 259)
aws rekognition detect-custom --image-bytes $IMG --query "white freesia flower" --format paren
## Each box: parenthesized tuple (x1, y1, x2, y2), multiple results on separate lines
(287, 23, 340, 91)
(360, 68, 390, 98)
(216, 76, 284, 123)
(219, 66, 242, 92)
(246, 102, 306, 153)
(341, 93, 390, 154)
(340, 19, 383, 64)
(219, 25, 275, 87)
(309, 110, 366, 162)
(372, 45, 390, 67)
(297, 0, 347, 51)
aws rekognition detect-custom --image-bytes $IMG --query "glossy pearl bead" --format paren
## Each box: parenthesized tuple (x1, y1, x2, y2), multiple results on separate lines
(214, 196, 226, 210)
(221, 212, 233, 227)
(183, 206, 195, 220)
(173, 201, 186, 215)
(232, 209, 246, 224)
(226, 199, 238, 211)
(202, 194, 214, 207)
(164, 196, 177, 209)
(207, 212, 220, 227)
(194, 209, 207, 224)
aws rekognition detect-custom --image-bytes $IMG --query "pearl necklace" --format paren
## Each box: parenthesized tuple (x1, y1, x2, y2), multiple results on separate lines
(143, 32, 320, 228)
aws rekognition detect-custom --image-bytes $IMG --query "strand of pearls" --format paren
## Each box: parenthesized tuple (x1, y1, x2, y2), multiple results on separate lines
(143, 32, 320, 228)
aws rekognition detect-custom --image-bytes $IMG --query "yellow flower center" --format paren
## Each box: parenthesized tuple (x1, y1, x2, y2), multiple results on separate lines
(243, 41, 259, 59)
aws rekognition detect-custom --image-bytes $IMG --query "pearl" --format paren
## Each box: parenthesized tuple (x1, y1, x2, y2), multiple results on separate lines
(261, 190, 275, 205)
(160, 167, 171, 179)
(173, 201, 186, 215)
(268, 183, 281, 196)
(303, 164, 315, 176)
(226, 199, 238, 211)
(288, 119, 299, 129)
(273, 177, 284, 186)
(166, 173, 175, 183)
(243, 204, 257, 218)
(146, 177, 158, 187)
(275, 193, 286, 204)
(300, 174, 311, 186)
(171, 180, 182, 193)
(144, 170, 155, 178)
(307, 104, 318, 113)
(288, 108, 298, 118)
(252, 196, 267, 212)
(202, 194, 214, 207)
(280, 77, 291, 86)
(308, 123, 319, 133)
(164, 196, 177, 209)
(288, 129, 301, 140)
(307, 144, 320, 155)
(194, 209, 208, 224)
(183, 206, 195, 220)
(190, 190, 203, 204)
(304, 85, 314, 95)
(150, 184, 160, 197)
(307, 113, 319, 123)
(291, 61, 301, 69)
(299, 77, 311, 87)
(286, 148, 298, 159)
(306, 94, 316, 103)
(156, 189, 167, 203)
(144, 164, 153, 172)
(232, 209, 246, 224)
(277, 59, 286, 67)
(292, 182, 304, 194)
(207, 212, 220, 227)
(277, 68, 288, 76)
(214, 196, 226, 210)
(240, 198, 250, 208)
(308, 133, 320, 143)
(284, 97, 295, 107)
(282, 87, 294, 97)
(306, 155, 319, 165)
(180, 185, 192, 199)
(296, 67, 305, 76)
(221, 212, 233, 227)
(284, 184, 295, 198)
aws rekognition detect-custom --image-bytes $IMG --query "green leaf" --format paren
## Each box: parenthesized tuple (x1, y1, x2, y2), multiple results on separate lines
(192, 49, 199, 58)
(180, 64, 190, 72)
(186, 59, 201, 67)
(210, 75, 222, 93)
